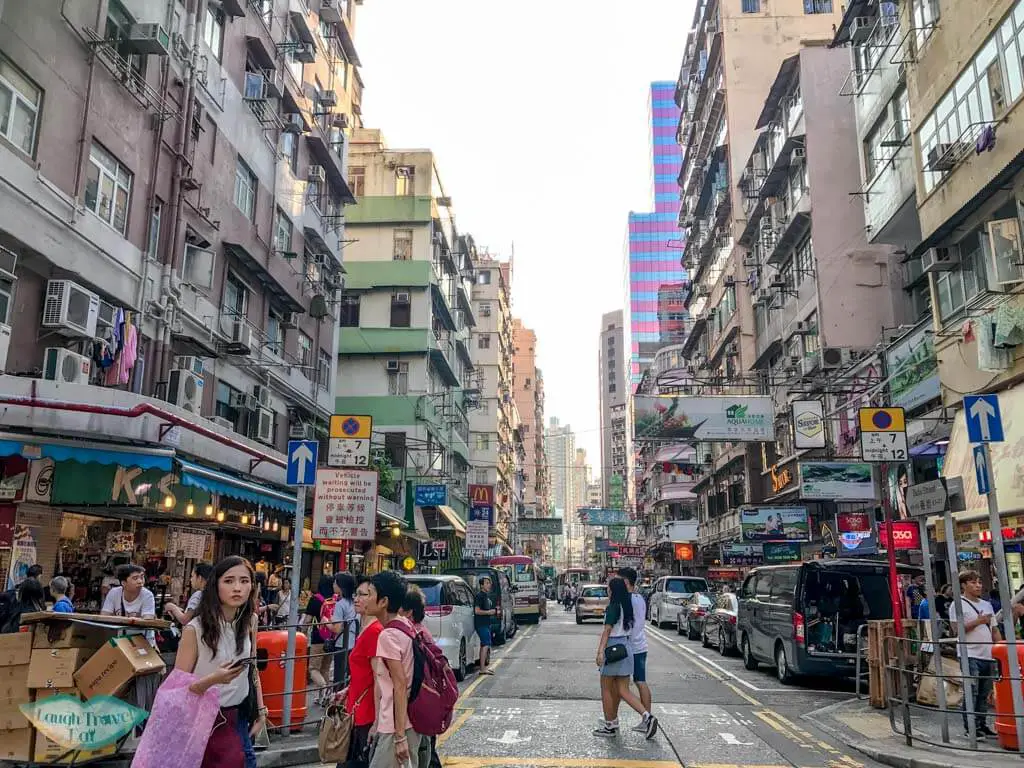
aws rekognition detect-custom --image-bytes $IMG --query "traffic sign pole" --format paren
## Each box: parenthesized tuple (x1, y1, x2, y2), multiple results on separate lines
(282, 485, 305, 732)
(874, 463, 903, 636)
(980, 441, 1024, 754)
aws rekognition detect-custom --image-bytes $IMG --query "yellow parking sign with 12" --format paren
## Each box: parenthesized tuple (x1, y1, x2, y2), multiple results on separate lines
(858, 407, 908, 462)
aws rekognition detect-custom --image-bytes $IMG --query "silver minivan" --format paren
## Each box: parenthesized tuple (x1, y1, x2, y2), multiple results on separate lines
(405, 574, 483, 682)
(649, 575, 710, 628)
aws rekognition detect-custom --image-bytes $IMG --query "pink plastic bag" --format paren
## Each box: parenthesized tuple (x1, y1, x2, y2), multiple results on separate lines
(131, 669, 221, 768)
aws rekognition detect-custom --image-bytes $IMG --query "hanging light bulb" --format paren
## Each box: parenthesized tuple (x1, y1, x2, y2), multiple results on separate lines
(205, 504, 214, 517)
(163, 495, 175, 510)
(390, 523, 401, 538)
(241, 514, 249, 526)
(263, 520, 271, 532)
(185, 501, 195, 516)
(216, 511, 225, 522)
(272, 520, 279, 532)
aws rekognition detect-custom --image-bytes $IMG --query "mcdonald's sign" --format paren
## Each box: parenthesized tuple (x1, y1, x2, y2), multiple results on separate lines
(468, 484, 494, 507)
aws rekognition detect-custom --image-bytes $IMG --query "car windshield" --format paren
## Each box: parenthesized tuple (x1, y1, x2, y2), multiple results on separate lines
(666, 578, 707, 594)
(513, 564, 536, 583)
(581, 587, 607, 598)
(410, 580, 442, 606)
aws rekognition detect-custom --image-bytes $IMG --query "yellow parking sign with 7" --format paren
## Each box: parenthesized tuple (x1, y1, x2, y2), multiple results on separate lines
(328, 414, 373, 467)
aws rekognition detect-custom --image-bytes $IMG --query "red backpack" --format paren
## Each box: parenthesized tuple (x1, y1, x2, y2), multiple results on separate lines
(384, 620, 458, 736)
(316, 594, 339, 642)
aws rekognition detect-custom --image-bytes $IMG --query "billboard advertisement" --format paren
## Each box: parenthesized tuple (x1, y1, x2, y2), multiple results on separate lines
(739, 507, 810, 542)
(879, 521, 922, 551)
(835, 510, 878, 555)
(885, 323, 940, 412)
(763, 541, 802, 563)
(633, 396, 773, 442)
(799, 462, 877, 501)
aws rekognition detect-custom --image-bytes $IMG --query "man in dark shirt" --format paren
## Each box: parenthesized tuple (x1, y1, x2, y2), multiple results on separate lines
(474, 576, 497, 676)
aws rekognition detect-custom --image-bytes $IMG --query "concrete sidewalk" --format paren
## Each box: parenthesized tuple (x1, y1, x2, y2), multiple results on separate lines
(805, 698, 1024, 768)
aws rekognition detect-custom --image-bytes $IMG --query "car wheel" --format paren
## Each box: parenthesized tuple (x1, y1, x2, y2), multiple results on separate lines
(718, 630, 728, 656)
(701, 626, 710, 648)
(776, 643, 794, 684)
(742, 634, 758, 671)
(676, 616, 684, 635)
(494, 628, 507, 646)
(688, 620, 699, 641)
(576, 614, 583, 625)
(453, 639, 467, 682)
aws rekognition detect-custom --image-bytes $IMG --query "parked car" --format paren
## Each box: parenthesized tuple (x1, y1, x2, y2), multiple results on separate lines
(676, 592, 714, 640)
(405, 574, 483, 681)
(446, 567, 517, 645)
(701, 592, 739, 655)
(575, 584, 610, 624)
(649, 575, 710, 628)
(736, 559, 921, 684)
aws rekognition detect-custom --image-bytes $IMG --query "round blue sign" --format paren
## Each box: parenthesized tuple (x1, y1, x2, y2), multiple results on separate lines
(342, 417, 361, 436)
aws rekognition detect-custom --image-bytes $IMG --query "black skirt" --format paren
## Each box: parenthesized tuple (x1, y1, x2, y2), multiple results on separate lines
(339, 723, 371, 768)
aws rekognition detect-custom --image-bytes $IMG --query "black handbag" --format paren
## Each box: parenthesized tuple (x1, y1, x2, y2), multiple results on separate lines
(604, 643, 628, 663)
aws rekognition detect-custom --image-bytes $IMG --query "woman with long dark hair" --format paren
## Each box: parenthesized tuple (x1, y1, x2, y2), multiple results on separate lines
(593, 577, 656, 739)
(1, 578, 45, 633)
(173, 556, 266, 768)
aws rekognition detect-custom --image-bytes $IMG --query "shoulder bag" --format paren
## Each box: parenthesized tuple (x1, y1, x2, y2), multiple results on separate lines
(603, 643, 628, 663)
(318, 688, 368, 762)
(242, 617, 260, 724)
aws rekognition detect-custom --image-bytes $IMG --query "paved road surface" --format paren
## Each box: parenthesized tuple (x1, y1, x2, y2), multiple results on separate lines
(302, 606, 883, 768)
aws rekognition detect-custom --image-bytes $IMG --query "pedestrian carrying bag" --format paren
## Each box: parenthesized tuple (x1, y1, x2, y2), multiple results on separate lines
(604, 643, 628, 663)
(317, 594, 339, 642)
(318, 688, 367, 761)
(385, 620, 459, 736)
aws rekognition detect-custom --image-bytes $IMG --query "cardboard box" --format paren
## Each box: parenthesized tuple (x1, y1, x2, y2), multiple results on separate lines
(0, 632, 32, 666)
(0, 728, 33, 761)
(74, 636, 165, 700)
(33, 622, 108, 651)
(31, 686, 79, 701)
(32, 733, 117, 765)
(27, 648, 94, 690)
(0, 665, 29, 731)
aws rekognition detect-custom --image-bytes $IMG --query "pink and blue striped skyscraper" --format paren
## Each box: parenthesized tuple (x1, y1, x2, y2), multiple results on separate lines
(627, 81, 687, 387)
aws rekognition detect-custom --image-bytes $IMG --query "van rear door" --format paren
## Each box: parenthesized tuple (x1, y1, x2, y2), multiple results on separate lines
(800, 566, 888, 660)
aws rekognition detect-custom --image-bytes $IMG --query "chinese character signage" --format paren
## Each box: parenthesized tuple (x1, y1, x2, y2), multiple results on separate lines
(721, 544, 763, 566)
(633, 396, 773, 442)
(578, 507, 635, 526)
(465, 519, 488, 555)
(313, 468, 378, 541)
(518, 518, 563, 535)
(673, 543, 694, 561)
(763, 541, 802, 563)
(414, 484, 448, 507)
(468, 506, 493, 524)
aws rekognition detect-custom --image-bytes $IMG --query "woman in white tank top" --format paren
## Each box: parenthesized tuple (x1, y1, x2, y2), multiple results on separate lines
(172, 556, 266, 768)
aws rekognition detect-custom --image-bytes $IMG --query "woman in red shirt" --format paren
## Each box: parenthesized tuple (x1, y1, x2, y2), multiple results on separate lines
(336, 576, 384, 768)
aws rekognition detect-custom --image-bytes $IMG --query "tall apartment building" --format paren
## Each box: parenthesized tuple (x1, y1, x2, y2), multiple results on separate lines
(336, 130, 477, 560)
(512, 319, 549, 557)
(0, 1, 362, 585)
(469, 252, 516, 549)
(598, 310, 628, 507)
(566, 448, 590, 567)
(627, 81, 687, 387)
(544, 418, 576, 520)
(671, 0, 843, 564)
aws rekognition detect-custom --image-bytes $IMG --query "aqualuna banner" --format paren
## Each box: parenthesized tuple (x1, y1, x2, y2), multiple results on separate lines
(633, 396, 773, 442)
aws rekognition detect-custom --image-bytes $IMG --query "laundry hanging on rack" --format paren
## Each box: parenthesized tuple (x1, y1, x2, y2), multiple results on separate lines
(976, 313, 1013, 373)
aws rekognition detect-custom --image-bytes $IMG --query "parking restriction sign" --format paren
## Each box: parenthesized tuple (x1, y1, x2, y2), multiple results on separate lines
(859, 407, 908, 462)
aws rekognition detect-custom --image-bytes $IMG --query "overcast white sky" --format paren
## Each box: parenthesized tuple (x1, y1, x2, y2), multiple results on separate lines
(357, 0, 694, 474)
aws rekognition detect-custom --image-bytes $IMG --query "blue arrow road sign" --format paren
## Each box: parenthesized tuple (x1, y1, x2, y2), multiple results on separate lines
(974, 444, 992, 496)
(286, 440, 318, 486)
(964, 394, 1004, 443)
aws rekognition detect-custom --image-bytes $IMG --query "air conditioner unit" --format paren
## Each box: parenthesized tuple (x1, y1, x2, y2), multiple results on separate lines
(771, 202, 787, 223)
(791, 147, 806, 164)
(769, 275, 789, 290)
(850, 16, 873, 44)
(253, 384, 271, 409)
(167, 369, 203, 413)
(295, 42, 317, 64)
(921, 244, 961, 274)
(756, 288, 774, 305)
(281, 311, 299, 329)
(255, 407, 275, 443)
(800, 356, 820, 378)
(243, 72, 267, 101)
(289, 422, 315, 440)
(283, 113, 304, 134)
(174, 356, 205, 376)
(208, 415, 234, 429)
(385, 360, 401, 372)
(42, 280, 100, 338)
(723, 276, 735, 287)
(0, 323, 10, 373)
(228, 320, 254, 356)
(42, 348, 91, 385)
(820, 346, 849, 369)
(927, 143, 957, 172)
(126, 23, 171, 56)
(318, 89, 338, 107)
(394, 291, 411, 304)
(319, 0, 343, 23)
(308, 165, 326, 184)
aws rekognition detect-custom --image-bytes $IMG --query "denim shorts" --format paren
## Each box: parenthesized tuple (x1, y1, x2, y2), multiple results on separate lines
(478, 625, 493, 647)
(633, 651, 648, 684)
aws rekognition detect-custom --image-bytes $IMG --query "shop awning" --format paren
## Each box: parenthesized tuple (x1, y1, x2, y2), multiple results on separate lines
(177, 459, 296, 512)
(377, 496, 405, 526)
(435, 505, 467, 535)
(0, 434, 173, 470)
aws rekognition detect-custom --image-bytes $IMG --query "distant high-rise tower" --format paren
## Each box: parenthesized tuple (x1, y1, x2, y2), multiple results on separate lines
(626, 81, 687, 387)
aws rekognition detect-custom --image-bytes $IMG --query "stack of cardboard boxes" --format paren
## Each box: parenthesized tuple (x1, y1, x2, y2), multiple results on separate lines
(0, 618, 166, 764)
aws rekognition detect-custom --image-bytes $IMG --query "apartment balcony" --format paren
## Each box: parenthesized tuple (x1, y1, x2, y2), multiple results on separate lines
(306, 128, 355, 205)
(222, 242, 305, 314)
(765, 192, 812, 267)
(429, 329, 461, 387)
(752, 275, 819, 368)
(860, 132, 920, 244)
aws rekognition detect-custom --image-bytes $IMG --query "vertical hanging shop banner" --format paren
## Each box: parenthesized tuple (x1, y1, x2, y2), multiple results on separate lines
(7, 524, 37, 590)
(792, 400, 826, 449)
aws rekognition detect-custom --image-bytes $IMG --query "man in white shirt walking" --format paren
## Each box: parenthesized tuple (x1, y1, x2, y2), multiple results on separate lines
(619, 567, 655, 735)
(949, 569, 1001, 739)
